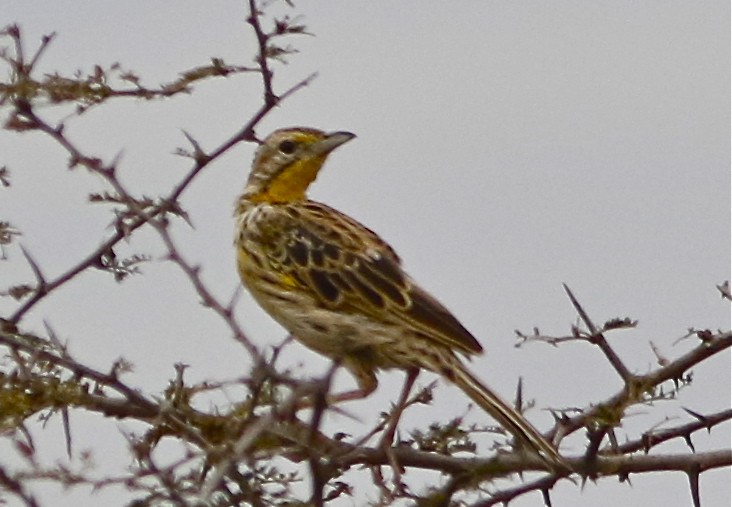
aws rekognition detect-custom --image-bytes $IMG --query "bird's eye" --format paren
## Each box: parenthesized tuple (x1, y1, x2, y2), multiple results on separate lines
(278, 140, 297, 154)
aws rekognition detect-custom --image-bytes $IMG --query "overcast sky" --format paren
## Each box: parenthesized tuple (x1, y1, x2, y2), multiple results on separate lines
(1, 1, 729, 506)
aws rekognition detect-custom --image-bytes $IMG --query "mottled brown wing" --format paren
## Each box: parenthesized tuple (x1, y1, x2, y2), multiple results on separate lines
(274, 201, 483, 355)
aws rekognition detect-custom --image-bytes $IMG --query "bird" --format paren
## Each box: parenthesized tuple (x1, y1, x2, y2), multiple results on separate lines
(234, 127, 564, 466)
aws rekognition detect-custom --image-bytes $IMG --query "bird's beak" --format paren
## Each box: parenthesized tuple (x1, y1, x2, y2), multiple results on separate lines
(311, 131, 356, 156)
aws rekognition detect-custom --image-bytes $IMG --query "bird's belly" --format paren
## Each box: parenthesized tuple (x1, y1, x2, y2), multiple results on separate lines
(243, 281, 407, 369)
(235, 239, 423, 371)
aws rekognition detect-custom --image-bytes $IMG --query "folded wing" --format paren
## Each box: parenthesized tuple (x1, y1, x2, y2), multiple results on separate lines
(270, 201, 483, 356)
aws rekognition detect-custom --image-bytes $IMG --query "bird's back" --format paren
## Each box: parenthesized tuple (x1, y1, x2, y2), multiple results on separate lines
(235, 199, 484, 360)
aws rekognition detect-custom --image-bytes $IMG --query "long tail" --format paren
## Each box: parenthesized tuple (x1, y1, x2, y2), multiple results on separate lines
(447, 358, 565, 467)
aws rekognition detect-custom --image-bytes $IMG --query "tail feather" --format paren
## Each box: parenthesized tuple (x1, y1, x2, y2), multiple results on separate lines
(449, 360, 565, 467)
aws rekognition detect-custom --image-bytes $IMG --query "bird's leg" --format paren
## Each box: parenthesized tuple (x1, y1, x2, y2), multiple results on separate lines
(295, 364, 377, 410)
(379, 368, 419, 448)
(378, 368, 419, 492)
(325, 366, 378, 404)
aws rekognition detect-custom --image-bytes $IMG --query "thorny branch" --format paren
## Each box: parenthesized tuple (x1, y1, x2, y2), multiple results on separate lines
(1, 22, 314, 325)
(0, 25, 256, 114)
(562, 284, 633, 381)
(510, 288, 731, 506)
(4, 319, 728, 492)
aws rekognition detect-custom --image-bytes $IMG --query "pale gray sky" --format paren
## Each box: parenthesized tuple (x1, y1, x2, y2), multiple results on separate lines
(1, 1, 729, 506)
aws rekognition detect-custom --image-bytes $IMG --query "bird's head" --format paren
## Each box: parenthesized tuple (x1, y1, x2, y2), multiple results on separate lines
(243, 127, 356, 203)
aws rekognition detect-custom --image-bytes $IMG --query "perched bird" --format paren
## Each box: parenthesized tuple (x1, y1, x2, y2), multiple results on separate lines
(234, 127, 563, 465)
